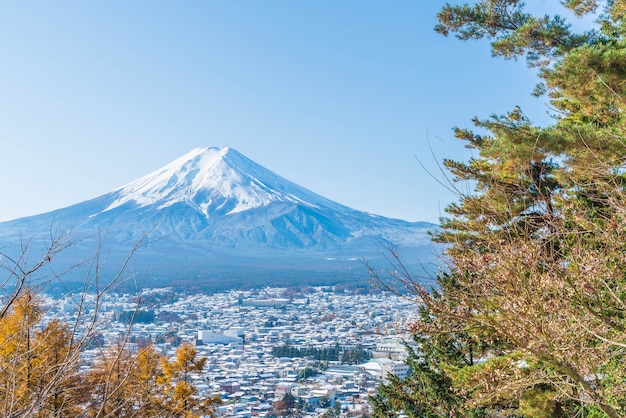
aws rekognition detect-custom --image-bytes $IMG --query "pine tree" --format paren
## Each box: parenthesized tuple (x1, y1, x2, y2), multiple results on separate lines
(370, 293, 488, 417)
(376, 1, 626, 417)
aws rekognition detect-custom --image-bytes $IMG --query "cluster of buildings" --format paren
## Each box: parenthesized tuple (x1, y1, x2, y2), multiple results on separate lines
(52, 286, 419, 417)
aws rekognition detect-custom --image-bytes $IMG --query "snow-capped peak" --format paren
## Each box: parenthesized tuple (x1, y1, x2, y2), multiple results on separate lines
(102, 146, 336, 216)
(0, 146, 438, 286)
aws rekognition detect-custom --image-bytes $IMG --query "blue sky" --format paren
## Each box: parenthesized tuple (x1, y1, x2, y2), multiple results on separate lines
(1, 1, 575, 223)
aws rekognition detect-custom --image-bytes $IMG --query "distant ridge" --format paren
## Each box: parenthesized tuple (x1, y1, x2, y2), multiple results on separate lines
(0, 147, 440, 291)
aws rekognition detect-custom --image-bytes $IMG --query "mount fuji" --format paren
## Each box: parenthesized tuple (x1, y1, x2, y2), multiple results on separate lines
(0, 147, 440, 291)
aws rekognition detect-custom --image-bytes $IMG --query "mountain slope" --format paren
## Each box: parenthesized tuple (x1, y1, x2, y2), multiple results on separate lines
(0, 147, 439, 290)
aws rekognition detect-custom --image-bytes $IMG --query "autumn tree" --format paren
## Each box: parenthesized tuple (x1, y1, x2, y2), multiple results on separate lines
(83, 339, 221, 417)
(0, 228, 221, 417)
(0, 232, 78, 415)
(374, 1, 626, 417)
(160, 341, 220, 417)
(273, 392, 296, 417)
(0, 290, 82, 417)
(0, 231, 135, 418)
(31, 319, 84, 417)
(84, 341, 169, 417)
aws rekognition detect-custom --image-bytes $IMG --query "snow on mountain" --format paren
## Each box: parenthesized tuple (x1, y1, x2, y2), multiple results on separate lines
(103, 147, 341, 216)
(0, 146, 440, 289)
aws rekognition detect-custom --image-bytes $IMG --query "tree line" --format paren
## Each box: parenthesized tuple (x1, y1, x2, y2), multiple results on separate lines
(272, 344, 341, 362)
(272, 343, 371, 364)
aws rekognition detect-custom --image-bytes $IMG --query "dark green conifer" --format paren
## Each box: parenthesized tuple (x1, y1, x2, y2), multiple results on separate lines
(375, 2, 626, 417)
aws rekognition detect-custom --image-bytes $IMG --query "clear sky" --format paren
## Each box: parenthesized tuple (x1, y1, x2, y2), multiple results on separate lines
(0, 1, 577, 223)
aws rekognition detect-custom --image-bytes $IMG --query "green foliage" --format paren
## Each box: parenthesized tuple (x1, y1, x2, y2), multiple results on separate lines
(272, 344, 340, 362)
(340, 344, 371, 364)
(322, 401, 341, 418)
(297, 367, 317, 380)
(117, 309, 155, 324)
(370, 315, 487, 417)
(436, 0, 594, 67)
(376, 1, 626, 417)
(519, 384, 563, 418)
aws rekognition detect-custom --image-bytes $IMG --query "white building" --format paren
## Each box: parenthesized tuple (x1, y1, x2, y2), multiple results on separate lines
(360, 358, 409, 382)
(197, 330, 243, 345)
